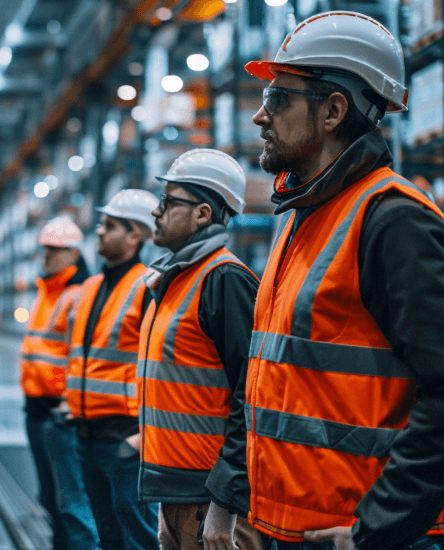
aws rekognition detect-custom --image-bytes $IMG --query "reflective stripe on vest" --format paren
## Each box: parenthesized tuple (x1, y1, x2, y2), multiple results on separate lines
(20, 354, 68, 368)
(24, 330, 65, 342)
(67, 376, 136, 397)
(246, 170, 444, 540)
(140, 406, 227, 435)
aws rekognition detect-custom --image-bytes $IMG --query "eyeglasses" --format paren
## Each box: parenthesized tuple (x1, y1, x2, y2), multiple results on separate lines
(263, 87, 329, 118)
(158, 193, 201, 214)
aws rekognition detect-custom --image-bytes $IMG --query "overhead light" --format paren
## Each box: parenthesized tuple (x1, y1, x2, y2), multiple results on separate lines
(14, 307, 29, 323)
(47, 20, 61, 34)
(44, 175, 58, 190)
(156, 7, 173, 20)
(34, 181, 50, 198)
(102, 120, 120, 146)
(117, 85, 137, 101)
(163, 126, 179, 141)
(161, 75, 183, 93)
(5, 24, 23, 45)
(264, 0, 288, 6)
(128, 61, 144, 76)
(0, 47, 12, 67)
(187, 54, 209, 72)
(131, 106, 147, 122)
(68, 156, 84, 172)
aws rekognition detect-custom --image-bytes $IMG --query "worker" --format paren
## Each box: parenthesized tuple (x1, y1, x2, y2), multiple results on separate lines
(136, 149, 262, 550)
(20, 217, 98, 550)
(204, 11, 444, 550)
(65, 189, 159, 550)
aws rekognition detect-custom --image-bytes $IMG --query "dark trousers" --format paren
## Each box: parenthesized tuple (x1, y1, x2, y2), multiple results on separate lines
(26, 414, 67, 550)
(79, 436, 159, 550)
(262, 535, 444, 550)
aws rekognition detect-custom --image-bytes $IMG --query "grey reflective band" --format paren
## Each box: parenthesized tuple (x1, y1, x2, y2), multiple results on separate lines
(69, 346, 83, 359)
(162, 255, 242, 363)
(292, 176, 418, 338)
(20, 353, 67, 367)
(272, 210, 294, 249)
(245, 405, 400, 458)
(250, 331, 415, 379)
(25, 330, 65, 342)
(67, 376, 136, 396)
(140, 406, 227, 436)
(139, 359, 230, 389)
(87, 347, 138, 364)
(107, 277, 144, 349)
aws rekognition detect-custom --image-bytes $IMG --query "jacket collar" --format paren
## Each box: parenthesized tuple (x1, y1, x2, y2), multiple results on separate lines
(271, 128, 393, 214)
(150, 224, 229, 275)
(37, 265, 78, 294)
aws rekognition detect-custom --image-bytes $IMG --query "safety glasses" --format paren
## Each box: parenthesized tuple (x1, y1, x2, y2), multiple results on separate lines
(158, 193, 201, 214)
(263, 87, 329, 118)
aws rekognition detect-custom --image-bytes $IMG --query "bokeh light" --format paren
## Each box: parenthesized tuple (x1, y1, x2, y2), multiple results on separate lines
(14, 307, 29, 323)
(117, 85, 137, 101)
(161, 75, 183, 93)
(34, 181, 50, 198)
(68, 155, 84, 172)
(44, 175, 59, 190)
(156, 7, 173, 20)
(131, 106, 147, 122)
(0, 47, 12, 67)
(187, 54, 209, 72)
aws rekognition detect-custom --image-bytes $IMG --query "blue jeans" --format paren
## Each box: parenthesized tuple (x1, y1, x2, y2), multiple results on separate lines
(26, 414, 67, 550)
(263, 535, 444, 550)
(42, 416, 99, 550)
(78, 436, 159, 550)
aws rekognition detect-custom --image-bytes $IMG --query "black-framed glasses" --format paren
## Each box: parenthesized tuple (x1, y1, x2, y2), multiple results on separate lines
(158, 193, 201, 214)
(263, 87, 329, 118)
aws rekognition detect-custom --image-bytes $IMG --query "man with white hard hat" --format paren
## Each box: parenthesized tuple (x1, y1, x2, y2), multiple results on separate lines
(205, 11, 444, 550)
(20, 217, 98, 550)
(66, 189, 159, 550)
(136, 149, 262, 550)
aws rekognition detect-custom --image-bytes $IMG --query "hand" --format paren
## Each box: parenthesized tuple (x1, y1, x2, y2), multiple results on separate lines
(55, 400, 74, 420)
(125, 433, 141, 451)
(304, 527, 357, 550)
(203, 501, 239, 550)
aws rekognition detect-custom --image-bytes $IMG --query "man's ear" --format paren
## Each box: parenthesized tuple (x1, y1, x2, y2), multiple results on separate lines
(324, 92, 348, 133)
(195, 203, 212, 227)
(126, 223, 143, 248)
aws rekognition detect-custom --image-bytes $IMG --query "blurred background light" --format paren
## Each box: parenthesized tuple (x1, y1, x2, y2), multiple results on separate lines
(161, 75, 183, 93)
(66, 117, 82, 133)
(264, 0, 288, 6)
(156, 7, 173, 20)
(44, 175, 58, 190)
(67, 155, 84, 172)
(131, 106, 147, 121)
(34, 181, 50, 198)
(117, 85, 137, 100)
(5, 24, 23, 45)
(70, 193, 85, 208)
(128, 61, 144, 76)
(0, 47, 12, 67)
(187, 54, 209, 71)
(83, 153, 96, 168)
(223, 0, 238, 4)
(163, 126, 179, 140)
(14, 307, 29, 323)
(46, 20, 61, 35)
(102, 120, 120, 146)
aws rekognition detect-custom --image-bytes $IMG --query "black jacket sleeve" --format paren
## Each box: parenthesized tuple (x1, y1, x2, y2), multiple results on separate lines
(352, 195, 444, 550)
(199, 263, 259, 517)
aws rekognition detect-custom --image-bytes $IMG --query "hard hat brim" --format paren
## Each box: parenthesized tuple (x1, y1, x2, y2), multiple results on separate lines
(245, 61, 315, 81)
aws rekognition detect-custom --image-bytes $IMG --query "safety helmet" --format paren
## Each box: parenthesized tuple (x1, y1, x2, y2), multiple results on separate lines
(96, 189, 158, 232)
(39, 218, 83, 249)
(155, 149, 246, 215)
(245, 11, 408, 124)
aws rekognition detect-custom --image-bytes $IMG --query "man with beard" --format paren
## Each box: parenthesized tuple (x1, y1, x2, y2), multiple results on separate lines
(203, 11, 444, 550)
(136, 149, 262, 550)
(66, 189, 160, 550)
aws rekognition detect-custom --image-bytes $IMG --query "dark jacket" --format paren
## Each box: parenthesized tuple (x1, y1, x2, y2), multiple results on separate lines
(207, 129, 444, 550)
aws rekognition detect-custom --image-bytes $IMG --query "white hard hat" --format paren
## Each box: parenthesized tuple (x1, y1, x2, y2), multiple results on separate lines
(246, 11, 408, 121)
(39, 218, 83, 249)
(155, 149, 246, 215)
(96, 189, 158, 232)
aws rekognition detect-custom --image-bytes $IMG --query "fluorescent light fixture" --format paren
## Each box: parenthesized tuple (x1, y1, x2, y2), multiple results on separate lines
(67, 156, 84, 172)
(34, 181, 50, 198)
(117, 85, 137, 101)
(187, 54, 209, 71)
(161, 75, 183, 93)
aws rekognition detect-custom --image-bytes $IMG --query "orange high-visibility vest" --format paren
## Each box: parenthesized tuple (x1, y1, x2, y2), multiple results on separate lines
(21, 265, 80, 398)
(66, 263, 146, 420)
(246, 167, 444, 541)
(138, 247, 257, 502)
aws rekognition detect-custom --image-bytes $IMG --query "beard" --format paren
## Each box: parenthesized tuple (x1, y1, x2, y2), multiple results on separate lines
(259, 126, 318, 176)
